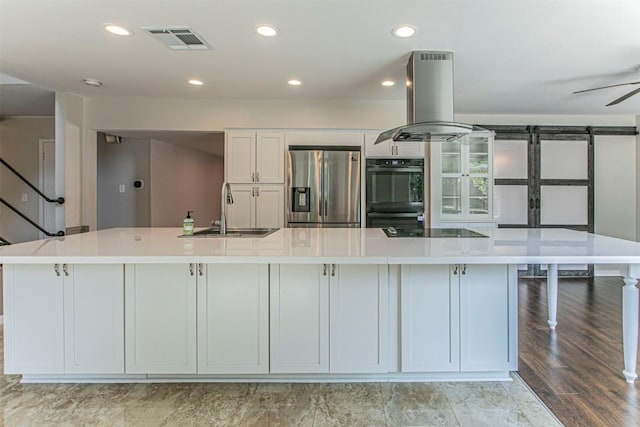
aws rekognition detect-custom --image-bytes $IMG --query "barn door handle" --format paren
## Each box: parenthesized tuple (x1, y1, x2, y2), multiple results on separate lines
(535, 198, 540, 209)
(529, 198, 534, 209)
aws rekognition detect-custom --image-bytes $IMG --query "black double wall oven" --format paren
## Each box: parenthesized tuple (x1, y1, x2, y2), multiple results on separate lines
(365, 158, 425, 228)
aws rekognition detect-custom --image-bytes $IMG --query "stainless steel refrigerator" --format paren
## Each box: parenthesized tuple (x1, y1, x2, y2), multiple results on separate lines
(286, 146, 361, 227)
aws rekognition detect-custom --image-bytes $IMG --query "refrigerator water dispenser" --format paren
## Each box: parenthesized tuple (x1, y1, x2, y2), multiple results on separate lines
(292, 187, 311, 212)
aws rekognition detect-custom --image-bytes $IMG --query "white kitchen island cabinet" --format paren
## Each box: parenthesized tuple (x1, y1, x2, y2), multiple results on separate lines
(269, 264, 329, 373)
(4, 264, 124, 375)
(4, 264, 65, 374)
(2, 227, 639, 383)
(329, 264, 389, 373)
(270, 263, 389, 374)
(198, 264, 269, 374)
(401, 265, 460, 372)
(401, 264, 516, 373)
(125, 264, 197, 374)
(459, 264, 517, 372)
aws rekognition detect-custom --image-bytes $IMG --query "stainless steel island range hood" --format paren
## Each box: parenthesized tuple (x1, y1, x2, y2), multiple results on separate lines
(375, 51, 487, 144)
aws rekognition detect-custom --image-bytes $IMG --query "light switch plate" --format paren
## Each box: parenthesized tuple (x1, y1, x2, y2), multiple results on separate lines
(119, 185, 125, 193)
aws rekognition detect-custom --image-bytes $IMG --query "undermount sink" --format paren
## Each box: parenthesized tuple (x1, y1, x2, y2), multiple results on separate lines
(184, 227, 279, 238)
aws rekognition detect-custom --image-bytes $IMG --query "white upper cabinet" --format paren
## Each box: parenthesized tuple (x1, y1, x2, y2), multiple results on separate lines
(225, 131, 285, 183)
(364, 133, 424, 158)
(433, 131, 494, 222)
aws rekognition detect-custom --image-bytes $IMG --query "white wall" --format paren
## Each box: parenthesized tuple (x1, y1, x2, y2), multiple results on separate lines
(97, 134, 151, 229)
(55, 93, 84, 233)
(0, 117, 55, 243)
(150, 139, 223, 227)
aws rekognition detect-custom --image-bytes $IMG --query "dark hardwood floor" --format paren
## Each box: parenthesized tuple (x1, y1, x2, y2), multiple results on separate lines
(518, 277, 640, 427)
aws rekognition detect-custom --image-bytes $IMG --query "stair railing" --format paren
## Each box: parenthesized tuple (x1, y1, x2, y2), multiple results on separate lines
(0, 156, 65, 205)
(0, 197, 64, 237)
(0, 156, 66, 238)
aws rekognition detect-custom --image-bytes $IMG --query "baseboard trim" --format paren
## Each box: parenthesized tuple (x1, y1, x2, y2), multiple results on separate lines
(20, 371, 512, 384)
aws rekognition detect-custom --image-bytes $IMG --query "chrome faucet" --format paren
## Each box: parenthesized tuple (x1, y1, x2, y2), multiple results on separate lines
(219, 181, 233, 235)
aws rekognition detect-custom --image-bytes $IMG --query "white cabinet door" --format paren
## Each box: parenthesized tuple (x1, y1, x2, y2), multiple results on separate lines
(255, 185, 284, 228)
(227, 184, 255, 228)
(364, 133, 393, 157)
(64, 264, 124, 374)
(365, 133, 424, 158)
(125, 264, 197, 374)
(256, 132, 285, 183)
(198, 264, 269, 374)
(395, 141, 425, 157)
(225, 132, 256, 183)
(401, 265, 460, 372)
(459, 264, 511, 371)
(329, 264, 388, 373)
(3, 264, 64, 374)
(270, 264, 329, 373)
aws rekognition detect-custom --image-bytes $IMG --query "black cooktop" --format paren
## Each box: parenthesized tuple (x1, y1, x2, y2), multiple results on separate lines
(383, 227, 488, 238)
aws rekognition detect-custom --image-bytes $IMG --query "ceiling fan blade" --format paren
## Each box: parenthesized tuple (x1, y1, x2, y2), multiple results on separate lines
(573, 81, 640, 94)
(606, 87, 640, 106)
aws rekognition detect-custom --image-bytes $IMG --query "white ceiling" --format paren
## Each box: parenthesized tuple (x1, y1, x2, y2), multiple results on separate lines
(1, 0, 639, 115)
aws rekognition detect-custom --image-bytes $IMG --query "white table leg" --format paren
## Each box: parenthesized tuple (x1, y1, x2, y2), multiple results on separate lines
(622, 265, 639, 383)
(547, 264, 558, 329)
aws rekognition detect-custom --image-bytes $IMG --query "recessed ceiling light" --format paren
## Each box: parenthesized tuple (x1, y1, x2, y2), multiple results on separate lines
(188, 79, 204, 86)
(255, 25, 279, 37)
(288, 79, 302, 86)
(381, 80, 395, 87)
(104, 24, 133, 36)
(83, 78, 102, 87)
(391, 25, 418, 38)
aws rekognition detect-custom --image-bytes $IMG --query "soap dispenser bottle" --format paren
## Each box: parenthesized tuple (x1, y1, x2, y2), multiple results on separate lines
(183, 211, 194, 236)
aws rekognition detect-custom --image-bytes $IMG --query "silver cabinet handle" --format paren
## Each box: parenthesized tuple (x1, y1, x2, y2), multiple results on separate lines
(252, 187, 255, 197)
(256, 171, 260, 182)
(331, 264, 335, 277)
(452, 265, 458, 275)
(251, 172, 255, 182)
(256, 187, 260, 197)
(54, 264, 61, 276)
(63, 263, 69, 276)
(461, 264, 466, 275)
(323, 264, 328, 276)
(189, 263, 194, 276)
(198, 263, 204, 276)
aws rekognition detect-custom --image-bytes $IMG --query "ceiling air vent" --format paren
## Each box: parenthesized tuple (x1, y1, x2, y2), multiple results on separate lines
(142, 27, 212, 50)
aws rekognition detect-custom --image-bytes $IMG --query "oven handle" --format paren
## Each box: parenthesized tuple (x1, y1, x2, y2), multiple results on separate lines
(367, 212, 424, 218)
(366, 167, 423, 173)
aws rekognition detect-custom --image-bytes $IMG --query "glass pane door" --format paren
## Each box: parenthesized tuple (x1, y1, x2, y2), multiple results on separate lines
(468, 177, 489, 215)
(441, 177, 461, 215)
(441, 141, 461, 174)
(468, 136, 489, 174)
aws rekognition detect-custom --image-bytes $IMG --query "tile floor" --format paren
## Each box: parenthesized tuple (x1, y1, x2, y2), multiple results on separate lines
(0, 327, 561, 426)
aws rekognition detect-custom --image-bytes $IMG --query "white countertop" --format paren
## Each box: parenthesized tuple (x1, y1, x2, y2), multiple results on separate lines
(1, 227, 640, 265)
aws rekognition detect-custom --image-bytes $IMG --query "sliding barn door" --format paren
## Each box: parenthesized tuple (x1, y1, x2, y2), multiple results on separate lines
(493, 128, 594, 277)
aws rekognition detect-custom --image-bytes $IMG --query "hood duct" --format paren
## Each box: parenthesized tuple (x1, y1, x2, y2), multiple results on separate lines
(376, 51, 487, 144)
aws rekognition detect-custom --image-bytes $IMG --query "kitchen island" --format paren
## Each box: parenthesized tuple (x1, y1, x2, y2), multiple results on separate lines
(1, 227, 639, 384)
